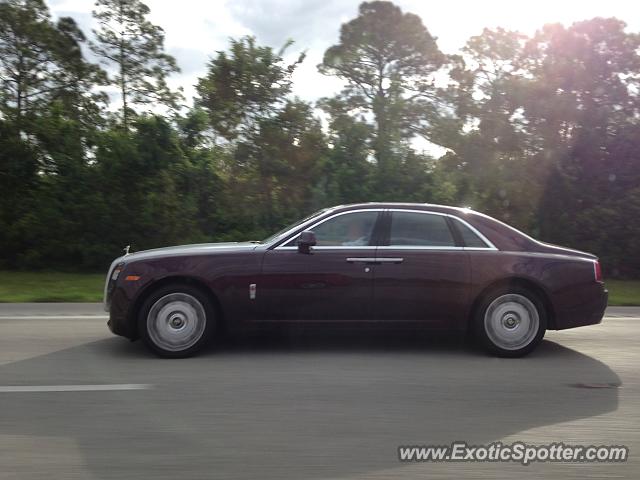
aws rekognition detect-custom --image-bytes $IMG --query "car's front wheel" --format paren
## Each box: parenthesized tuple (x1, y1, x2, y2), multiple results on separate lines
(139, 284, 215, 358)
(474, 287, 547, 357)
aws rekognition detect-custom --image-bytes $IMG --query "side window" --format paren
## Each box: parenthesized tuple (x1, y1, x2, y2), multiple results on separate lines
(285, 211, 379, 247)
(452, 218, 490, 248)
(389, 212, 455, 247)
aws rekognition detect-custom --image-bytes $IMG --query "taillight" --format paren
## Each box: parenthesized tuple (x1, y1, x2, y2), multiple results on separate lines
(594, 260, 603, 282)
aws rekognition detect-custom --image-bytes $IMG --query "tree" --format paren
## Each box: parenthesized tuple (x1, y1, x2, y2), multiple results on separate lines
(249, 99, 328, 225)
(517, 18, 640, 268)
(318, 96, 374, 204)
(195, 36, 311, 230)
(91, 0, 182, 131)
(439, 18, 640, 273)
(319, 1, 446, 187)
(195, 36, 304, 142)
(0, 0, 107, 269)
(0, 0, 104, 126)
(436, 28, 540, 228)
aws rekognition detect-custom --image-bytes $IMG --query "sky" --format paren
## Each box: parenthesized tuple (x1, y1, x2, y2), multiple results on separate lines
(48, 0, 640, 107)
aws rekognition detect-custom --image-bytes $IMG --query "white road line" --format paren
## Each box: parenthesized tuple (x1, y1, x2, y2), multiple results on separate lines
(0, 315, 639, 320)
(0, 384, 152, 393)
(0, 316, 108, 320)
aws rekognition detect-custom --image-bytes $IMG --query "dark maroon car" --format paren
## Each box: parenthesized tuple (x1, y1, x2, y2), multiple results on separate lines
(104, 203, 607, 357)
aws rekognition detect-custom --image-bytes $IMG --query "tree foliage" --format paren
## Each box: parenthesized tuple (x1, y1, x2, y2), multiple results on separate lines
(1, 1, 639, 277)
(91, 0, 182, 130)
(319, 1, 445, 192)
(0, 0, 105, 125)
(196, 36, 304, 142)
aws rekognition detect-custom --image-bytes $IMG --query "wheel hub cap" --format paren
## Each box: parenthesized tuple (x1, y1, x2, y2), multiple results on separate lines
(484, 294, 540, 350)
(146, 293, 207, 352)
(169, 312, 186, 330)
(502, 313, 520, 330)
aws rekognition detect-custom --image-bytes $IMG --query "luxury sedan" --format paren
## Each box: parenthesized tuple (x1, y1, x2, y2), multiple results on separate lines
(104, 203, 608, 357)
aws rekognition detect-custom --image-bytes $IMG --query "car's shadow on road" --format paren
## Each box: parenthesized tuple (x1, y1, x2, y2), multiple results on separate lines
(0, 329, 621, 480)
(108, 326, 476, 357)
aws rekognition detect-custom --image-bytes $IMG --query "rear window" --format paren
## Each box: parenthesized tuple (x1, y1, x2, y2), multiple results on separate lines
(389, 212, 455, 247)
(452, 218, 490, 248)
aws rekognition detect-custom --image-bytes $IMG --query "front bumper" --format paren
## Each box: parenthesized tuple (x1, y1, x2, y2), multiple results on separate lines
(106, 285, 139, 340)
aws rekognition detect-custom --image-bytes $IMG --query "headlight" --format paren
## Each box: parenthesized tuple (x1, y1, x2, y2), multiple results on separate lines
(111, 263, 124, 281)
(104, 260, 126, 311)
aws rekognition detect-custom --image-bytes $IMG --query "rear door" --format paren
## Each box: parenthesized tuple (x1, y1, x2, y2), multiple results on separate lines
(372, 209, 471, 325)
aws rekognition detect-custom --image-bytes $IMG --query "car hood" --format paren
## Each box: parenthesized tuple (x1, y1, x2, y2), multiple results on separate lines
(120, 242, 259, 263)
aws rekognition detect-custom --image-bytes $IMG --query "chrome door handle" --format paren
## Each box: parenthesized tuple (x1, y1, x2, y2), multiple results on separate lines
(346, 257, 377, 263)
(377, 257, 404, 263)
(346, 257, 403, 264)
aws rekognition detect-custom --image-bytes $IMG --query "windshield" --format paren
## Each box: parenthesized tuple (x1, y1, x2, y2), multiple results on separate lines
(261, 208, 330, 244)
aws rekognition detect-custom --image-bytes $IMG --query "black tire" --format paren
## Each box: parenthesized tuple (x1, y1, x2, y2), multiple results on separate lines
(138, 283, 216, 358)
(473, 286, 547, 358)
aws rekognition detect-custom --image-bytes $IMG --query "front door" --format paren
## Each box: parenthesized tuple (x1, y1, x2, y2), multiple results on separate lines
(257, 210, 382, 322)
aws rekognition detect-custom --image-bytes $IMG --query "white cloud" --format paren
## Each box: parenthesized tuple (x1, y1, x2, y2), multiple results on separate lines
(47, 0, 640, 108)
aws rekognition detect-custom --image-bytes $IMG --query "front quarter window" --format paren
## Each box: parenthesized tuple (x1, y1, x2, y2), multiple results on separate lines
(261, 208, 329, 244)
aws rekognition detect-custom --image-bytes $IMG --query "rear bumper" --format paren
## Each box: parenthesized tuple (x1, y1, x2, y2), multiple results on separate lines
(553, 284, 608, 330)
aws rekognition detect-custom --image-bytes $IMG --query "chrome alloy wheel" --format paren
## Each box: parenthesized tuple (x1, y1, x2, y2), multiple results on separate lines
(146, 293, 207, 352)
(483, 293, 540, 351)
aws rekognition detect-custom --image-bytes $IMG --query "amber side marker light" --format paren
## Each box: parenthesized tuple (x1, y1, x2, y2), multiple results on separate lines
(125, 275, 141, 281)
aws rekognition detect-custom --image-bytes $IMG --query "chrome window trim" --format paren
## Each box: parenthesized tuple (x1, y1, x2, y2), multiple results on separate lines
(385, 208, 498, 251)
(273, 209, 384, 250)
(277, 246, 378, 251)
(377, 246, 464, 251)
(271, 207, 498, 251)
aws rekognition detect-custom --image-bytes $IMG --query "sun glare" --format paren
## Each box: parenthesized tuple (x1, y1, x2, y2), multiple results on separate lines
(404, 0, 639, 52)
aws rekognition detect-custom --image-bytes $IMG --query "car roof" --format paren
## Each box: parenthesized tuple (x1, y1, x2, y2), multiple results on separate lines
(331, 202, 471, 215)
(326, 203, 536, 252)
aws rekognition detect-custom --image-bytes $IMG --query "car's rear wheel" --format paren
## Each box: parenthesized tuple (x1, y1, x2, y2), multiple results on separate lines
(139, 284, 215, 358)
(474, 287, 547, 357)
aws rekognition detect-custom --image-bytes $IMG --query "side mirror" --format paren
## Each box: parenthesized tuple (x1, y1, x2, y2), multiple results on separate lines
(297, 230, 317, 254)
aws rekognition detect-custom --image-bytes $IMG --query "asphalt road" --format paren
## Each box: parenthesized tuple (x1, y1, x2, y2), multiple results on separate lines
(0, 305, 638, 479)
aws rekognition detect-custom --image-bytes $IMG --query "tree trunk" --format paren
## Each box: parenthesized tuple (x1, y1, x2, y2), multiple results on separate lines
(372, 96, 394, 197)
(118, 3, 128, 132)
(120, 69, 128, 132)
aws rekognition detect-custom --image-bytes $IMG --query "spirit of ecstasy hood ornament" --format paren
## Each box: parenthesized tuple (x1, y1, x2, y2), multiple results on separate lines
(123, 245, 131, 256)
